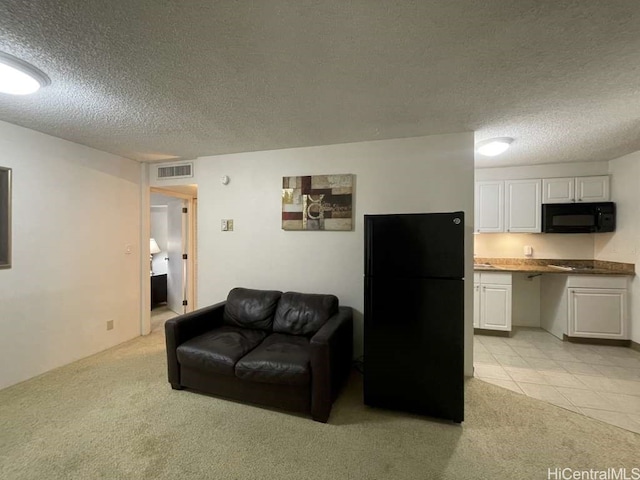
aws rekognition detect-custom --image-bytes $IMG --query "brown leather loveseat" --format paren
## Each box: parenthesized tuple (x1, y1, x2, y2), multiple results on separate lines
(165, 287, 353, 422)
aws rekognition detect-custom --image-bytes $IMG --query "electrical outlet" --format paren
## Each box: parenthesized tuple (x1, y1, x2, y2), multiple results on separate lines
(106, 320, 114, 331)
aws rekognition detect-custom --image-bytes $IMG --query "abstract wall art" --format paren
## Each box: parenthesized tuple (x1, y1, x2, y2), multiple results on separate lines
(282, 174, 353, 231)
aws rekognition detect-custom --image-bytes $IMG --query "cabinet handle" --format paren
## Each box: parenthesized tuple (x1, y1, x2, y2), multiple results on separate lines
(578, 198, 582, 202)
(483, 286, 486, 291)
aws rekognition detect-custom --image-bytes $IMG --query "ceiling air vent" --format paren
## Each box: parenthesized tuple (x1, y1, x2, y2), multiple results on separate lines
(156, 162, 193, 180)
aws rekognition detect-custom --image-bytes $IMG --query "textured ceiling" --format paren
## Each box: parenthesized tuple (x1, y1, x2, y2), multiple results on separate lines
(1, 1, 640, 167)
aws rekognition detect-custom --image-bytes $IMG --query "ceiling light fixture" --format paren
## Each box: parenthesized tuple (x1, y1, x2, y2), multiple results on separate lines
(476, 137, 513, 157)
(0, 51, 50, 95)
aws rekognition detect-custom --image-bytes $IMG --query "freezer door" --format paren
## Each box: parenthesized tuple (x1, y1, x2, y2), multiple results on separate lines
(364, 276, 464, 422)
(364, 212, 464, 279)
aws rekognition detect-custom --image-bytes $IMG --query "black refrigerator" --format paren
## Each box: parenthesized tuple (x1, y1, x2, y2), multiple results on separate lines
(364, 212, 464, 423)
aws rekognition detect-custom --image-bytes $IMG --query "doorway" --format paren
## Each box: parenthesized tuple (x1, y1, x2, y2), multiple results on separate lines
(149, 185, 197, 332)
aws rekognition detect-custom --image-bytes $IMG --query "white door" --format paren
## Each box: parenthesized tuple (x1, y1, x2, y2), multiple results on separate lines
(480, 284, 512, 331)
(505, 179, 541, 233)
(475, 181, 504, 233)
(166, 198, 187, 315)
(576, 176, 610, 203)
(542, 177, 574, 203)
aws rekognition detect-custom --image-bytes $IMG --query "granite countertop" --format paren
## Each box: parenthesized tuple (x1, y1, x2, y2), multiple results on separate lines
(473, 258, 635, 276)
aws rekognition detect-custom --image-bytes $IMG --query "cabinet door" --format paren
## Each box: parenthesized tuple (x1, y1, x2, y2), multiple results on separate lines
(576, 176, 610, 202)
(505, 179, 541, 232)
(480, 284, 512, 331)
(542, 177, 574, 203)
(475, 181, 504, 233)
(568, 288, 627, 339)
(473, 283, 480, 328)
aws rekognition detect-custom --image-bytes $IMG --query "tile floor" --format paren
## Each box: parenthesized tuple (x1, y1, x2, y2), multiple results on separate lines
(474, 328, 640, 434)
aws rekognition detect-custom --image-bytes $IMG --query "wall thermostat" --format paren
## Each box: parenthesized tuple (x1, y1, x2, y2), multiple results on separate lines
(221, 175, 230, 185)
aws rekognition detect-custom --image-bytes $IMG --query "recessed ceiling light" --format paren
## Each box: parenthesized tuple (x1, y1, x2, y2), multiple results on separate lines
(476, 137, 513, 157)
(0, 51, 50, 95)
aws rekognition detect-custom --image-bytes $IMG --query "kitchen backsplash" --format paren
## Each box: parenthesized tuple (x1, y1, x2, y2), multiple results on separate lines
(474, 233, 595, 259)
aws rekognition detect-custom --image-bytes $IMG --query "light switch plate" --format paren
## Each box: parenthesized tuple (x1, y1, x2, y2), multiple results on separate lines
(221, 219, 234, 231)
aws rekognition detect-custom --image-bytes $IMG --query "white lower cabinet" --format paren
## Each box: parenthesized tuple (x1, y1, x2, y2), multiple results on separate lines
(474, 272, 512, 331)
(567, 277, 627, 340)
(473, 276, 480, 328)
(541, 275, 629, 340)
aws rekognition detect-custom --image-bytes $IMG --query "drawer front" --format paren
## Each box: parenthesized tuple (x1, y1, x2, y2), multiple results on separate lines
(479, 272, 512, 285)
(567, 275, 627, 289)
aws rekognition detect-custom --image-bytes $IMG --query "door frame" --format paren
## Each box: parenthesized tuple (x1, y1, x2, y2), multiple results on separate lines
(144, 186, 197, 332)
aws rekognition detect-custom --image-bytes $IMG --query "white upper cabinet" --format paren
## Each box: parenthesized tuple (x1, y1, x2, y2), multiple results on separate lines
(542, 176, 610, 203)
(576, 176, 610, 203)
(504, 179, 541, 233)
(476, 175, 611, 233)
(474, 179, 540, 233)
(542, 177, 574, 203)
(475, 181, 504, 233)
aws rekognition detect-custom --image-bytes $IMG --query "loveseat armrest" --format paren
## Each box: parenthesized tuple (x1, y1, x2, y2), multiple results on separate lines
(309, 306, 353, 422)
(165, 301, 226, 387)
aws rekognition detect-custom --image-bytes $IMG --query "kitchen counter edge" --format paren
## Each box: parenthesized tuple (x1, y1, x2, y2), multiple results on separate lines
(473, 259, 634, 276)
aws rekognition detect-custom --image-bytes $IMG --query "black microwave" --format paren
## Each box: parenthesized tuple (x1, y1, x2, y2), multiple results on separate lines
(542, 202, 615, 233)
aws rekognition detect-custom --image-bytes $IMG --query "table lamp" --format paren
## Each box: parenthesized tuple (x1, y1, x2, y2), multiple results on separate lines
(150, 238, 161, 275)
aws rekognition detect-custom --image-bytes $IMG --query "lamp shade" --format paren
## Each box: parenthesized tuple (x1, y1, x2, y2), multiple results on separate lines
(150, 238, 161, 255)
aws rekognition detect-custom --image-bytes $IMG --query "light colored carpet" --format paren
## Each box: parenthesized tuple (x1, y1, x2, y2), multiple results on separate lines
(1, 330, 638, 480)
(150, 306, 178, 333)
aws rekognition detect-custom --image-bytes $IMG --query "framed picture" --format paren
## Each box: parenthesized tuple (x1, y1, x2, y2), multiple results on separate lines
(282, 174, 353, 231)
(0, 167, 11, 269)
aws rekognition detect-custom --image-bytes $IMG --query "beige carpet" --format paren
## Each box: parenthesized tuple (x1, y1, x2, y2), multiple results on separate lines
(1, 331, 638, 480)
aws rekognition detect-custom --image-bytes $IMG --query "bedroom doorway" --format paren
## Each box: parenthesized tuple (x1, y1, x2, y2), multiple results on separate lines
(149, 185, 197, 332)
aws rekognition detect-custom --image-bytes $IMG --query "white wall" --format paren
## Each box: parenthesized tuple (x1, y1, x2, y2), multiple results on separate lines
(474, 161, 609, 259)
(594, 152, 640, 344)
(511, 273, 541, 327)
(157, 134, 476, 375)
(475, 161, 609, 181)
(0, 120, 141, 390)
(474, 233, 595, 259)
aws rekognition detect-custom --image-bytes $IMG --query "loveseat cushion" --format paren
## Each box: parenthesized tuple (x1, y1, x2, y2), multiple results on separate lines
(223, 288, 282, 331)
(176, 326, 267, 376)
(235, 333, 310, 386)
(273, 292, 339, 336)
